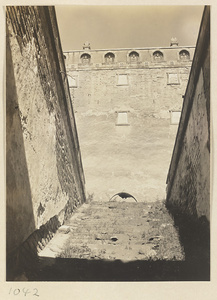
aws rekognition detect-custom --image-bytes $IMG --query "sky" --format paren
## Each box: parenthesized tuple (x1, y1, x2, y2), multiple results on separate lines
(55, 5, 204, 51)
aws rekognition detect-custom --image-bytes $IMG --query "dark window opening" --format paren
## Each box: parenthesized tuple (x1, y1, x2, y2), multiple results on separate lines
(179, 50, 190, 60)
(81, 53, 91, 64)
(153, 50, 163, 61)
(105, 52, 115, 64)
(110, 192, 137, 202)
(129, 51, 139, 63)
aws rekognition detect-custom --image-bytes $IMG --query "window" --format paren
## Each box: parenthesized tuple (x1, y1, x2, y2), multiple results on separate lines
(80, 53, 91, 64)
(170, 111, 181, 125)
(167, 73, 180, 85)
(117, 74, 128, 86)
(153, 50, 163, 61)
(68, 75, 77, 88)
(105, 52, 115, 64)
(129, 51, 139, 63)
(179, 50, 190, 60)
(116, 112, 129, 126)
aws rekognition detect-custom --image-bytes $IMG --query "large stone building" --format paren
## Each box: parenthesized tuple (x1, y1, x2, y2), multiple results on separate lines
(64, 41, 195, 201)
(5, 5, 210, 281)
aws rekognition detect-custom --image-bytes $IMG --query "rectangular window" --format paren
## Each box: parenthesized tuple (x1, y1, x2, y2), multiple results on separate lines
(68, 75, 77, 88)
(117, 74, 128, 86)
(167, 73, 179, 85)
(170, 111, 181, 125)
(116, 112, 130, 126)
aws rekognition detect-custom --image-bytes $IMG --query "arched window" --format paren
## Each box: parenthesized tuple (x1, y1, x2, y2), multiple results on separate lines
(81, 53, 91, 65)
(105, 52, 115, 64)
(153, 50, 163, 61)
(129, 51, 139, 63)
(179, 50, 190, 60)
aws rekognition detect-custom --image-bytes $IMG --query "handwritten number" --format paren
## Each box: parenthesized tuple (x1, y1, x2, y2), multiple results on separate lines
(33, 288, 39, 297)
(13, 289, 20, 295)
(22, 288, 31, 296)
(9, 288, 39, 297)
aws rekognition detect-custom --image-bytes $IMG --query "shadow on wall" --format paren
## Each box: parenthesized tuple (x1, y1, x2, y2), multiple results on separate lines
(166, 204, 210, 280)
(6, 26, 36, 279)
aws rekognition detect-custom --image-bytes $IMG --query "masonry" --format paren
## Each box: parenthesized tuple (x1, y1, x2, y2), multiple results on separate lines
(166, 7, 210, 226)
(6, 6, 85, 279)
(166, 6, 210, 271)
(64, 40, 195, 201)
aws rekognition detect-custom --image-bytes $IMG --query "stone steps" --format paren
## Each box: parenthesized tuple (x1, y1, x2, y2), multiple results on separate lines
(38, 200, 184, 264)
(33, 200, 187, 280)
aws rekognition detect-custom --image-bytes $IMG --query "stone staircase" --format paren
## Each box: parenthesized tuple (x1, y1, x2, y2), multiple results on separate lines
(34, 200, 187, 280)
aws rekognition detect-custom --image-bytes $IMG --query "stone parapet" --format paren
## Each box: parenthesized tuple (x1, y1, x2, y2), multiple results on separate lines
(64, 46, 195, 70)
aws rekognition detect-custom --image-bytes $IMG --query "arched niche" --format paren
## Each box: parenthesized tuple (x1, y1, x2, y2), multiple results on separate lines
(179, 49, 190, 60)
(153, 50, 164, 61)
(129, 51, 139, 63)
(80, 53, 91, 64)
(105, 52, 115, 64)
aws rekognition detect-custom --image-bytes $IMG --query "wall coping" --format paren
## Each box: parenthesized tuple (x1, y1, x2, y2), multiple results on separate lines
(64, 46, 195, 54)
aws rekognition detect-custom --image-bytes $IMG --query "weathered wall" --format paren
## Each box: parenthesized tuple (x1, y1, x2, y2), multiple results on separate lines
(64, 44, 194, 201)
(6, 6, 85, 263)
(64, 45, 195, 66)
(166, 7, 210, 222)
(69, 66, 190, 114)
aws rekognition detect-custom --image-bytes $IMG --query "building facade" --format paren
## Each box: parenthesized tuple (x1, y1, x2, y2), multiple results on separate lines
(64, 41, 195, 201)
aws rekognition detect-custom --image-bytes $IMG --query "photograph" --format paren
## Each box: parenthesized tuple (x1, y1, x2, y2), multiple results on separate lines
(4, 2, 210, 286)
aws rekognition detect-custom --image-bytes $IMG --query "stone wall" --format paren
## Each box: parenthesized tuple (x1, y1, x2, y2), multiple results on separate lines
(64, 44, 194, 201)
(6, 6, 86, 278)
(166, 7, 210, 222)
(64, 44, 195, 67)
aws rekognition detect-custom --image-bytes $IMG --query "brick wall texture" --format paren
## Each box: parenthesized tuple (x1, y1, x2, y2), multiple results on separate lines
(6, 5, 86, 268)
(65, 45, 194, 201)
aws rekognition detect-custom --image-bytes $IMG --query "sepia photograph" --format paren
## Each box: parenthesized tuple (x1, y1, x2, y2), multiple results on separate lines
(4, 1, 212, 290)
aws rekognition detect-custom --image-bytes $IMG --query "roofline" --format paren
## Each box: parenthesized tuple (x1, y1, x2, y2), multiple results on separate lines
(64, 45, 196, 53)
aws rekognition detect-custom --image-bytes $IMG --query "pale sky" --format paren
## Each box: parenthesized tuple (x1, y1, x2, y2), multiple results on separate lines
(55, 5, 204, 51)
